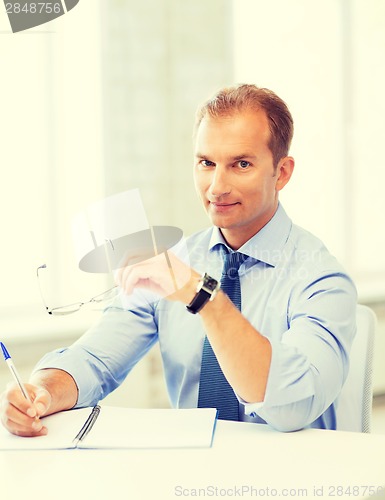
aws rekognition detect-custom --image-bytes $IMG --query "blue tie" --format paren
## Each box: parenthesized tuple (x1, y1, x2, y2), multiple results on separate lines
(197, 250, 248, 421)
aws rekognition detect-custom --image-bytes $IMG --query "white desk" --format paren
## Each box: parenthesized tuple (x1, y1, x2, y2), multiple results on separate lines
(0, 420, 384, 500)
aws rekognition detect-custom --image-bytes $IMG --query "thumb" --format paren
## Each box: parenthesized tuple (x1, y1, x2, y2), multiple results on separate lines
(33, 388, 52, 417)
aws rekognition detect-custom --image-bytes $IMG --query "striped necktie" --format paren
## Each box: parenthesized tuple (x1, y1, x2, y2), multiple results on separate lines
(197, 250, 248, 420)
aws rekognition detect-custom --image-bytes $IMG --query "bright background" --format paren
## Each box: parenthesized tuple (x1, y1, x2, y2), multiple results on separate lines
(1, 0, 385, 416)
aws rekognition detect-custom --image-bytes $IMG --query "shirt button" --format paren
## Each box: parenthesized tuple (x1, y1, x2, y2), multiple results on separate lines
(250, 412, 256, 418)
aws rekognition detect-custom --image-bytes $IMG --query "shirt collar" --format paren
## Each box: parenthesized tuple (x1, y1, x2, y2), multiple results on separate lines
(208, 203, 292, 267)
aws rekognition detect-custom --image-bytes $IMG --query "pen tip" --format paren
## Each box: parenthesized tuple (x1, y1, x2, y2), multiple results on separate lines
(0, 342, 11, 361)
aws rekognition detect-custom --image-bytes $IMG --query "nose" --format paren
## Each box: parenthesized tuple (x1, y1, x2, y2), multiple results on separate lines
(208, 167, 231, 198)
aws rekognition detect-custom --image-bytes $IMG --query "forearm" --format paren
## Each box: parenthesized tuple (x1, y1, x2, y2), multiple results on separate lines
(116, 254, 273, 403)
(29, 368, 78, 416)
(199, 291, 272, 403)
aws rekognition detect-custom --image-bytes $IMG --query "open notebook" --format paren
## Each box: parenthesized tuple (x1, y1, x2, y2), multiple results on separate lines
(0, 405, 217, 450)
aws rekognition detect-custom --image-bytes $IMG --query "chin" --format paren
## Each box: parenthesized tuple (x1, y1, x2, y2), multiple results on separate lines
(210, 217, 235, 230)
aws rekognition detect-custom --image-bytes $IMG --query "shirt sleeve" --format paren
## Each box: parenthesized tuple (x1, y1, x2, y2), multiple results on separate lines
(33, 290, 159, 408)
(241, 270, 357, 431)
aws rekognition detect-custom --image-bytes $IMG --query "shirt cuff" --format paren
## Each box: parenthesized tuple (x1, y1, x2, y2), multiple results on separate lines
(236, 337, 317, 418)
(236, 394, 265, 417)
(33, 347, 103, 408)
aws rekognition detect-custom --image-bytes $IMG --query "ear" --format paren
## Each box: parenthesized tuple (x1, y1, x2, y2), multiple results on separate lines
(275, 156, 294, 192)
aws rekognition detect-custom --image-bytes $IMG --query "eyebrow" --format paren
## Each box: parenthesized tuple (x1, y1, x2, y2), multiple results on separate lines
(232, 154, 257, 161)
(195, 152, 258, 162)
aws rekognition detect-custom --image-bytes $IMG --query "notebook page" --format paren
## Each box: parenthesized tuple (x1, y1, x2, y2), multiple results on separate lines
(80, 406, 217, 449)
(0, 407, 93, 450)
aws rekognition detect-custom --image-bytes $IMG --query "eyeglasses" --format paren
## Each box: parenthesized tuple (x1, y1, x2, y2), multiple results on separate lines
(36, 264, 119, 315)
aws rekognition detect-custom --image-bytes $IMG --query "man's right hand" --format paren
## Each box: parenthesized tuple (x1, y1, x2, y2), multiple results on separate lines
(0, 382, 52, 437)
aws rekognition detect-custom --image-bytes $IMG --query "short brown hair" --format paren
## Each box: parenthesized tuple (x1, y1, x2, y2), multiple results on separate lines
(194, 84, 294, 167)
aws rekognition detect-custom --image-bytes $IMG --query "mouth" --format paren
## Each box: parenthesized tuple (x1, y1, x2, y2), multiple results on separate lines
(209, 201, 240, 212)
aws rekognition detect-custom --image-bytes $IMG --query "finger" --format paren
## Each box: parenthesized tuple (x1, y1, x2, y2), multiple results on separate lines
(116, 253, 193, 300)
(116, 265, 135, 294)
(114, 265, 124, 287)
(5, 417, 47, 437)
(119, 264, 151, 296)
(120, 258, 178, 297)
(1, 401, 38, 433)
(115, 252, 149, 285)
(126, 270, 164, 297)
(115, 260, 137, 290)
(4, 383, 36, 417)
(0, 384, 51, 437)
(33, 389, 51, 417)
(3, 383, 51, 420)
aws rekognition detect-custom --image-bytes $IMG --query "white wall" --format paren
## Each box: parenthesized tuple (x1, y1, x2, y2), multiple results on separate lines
(0, 1, 108, 341)
(233, 0, 385, 303)
(100, 0, 234, 238)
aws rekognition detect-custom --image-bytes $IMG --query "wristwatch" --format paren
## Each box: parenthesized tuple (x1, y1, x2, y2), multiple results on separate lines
(186, 273, 220, 314)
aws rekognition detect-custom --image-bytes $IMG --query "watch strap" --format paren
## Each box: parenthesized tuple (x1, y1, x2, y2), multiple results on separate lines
(186, 288, 211, 314)
(186, 273, 219, 314)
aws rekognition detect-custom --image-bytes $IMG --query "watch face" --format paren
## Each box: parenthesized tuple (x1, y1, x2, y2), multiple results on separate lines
(203, 274, 218, 292)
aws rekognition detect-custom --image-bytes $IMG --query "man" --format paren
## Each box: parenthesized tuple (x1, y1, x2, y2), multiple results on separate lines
(0, 84, 356, 436)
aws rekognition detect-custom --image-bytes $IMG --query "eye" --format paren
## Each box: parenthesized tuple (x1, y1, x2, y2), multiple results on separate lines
(200, 160, 215, 168)
(237, 160, 251, 169)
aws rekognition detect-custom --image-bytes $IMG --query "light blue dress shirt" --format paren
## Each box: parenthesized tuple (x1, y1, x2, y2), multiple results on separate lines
(35, 204, 357, 431)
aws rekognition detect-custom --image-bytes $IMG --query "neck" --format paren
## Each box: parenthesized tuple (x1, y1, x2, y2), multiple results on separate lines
(219, 205, 279, 250)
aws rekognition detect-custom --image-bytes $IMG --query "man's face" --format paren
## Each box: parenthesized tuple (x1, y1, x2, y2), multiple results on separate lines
(193, 108, 293, 249)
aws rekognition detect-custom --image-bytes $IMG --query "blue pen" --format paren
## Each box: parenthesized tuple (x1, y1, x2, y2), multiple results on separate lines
(1, 342, 34, 406)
